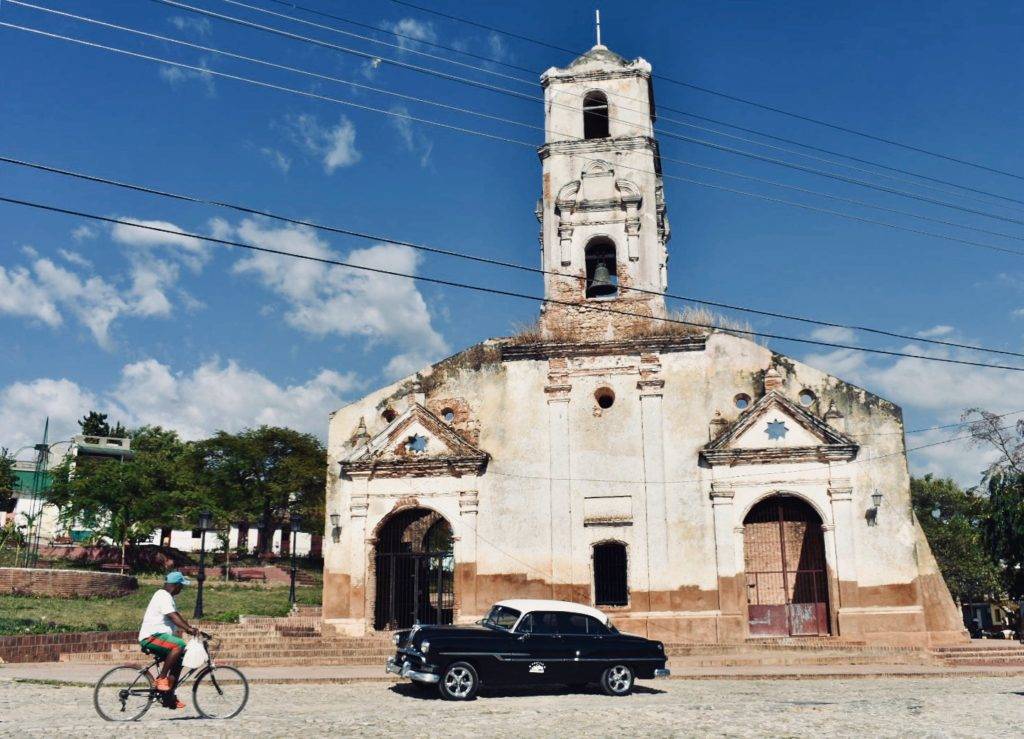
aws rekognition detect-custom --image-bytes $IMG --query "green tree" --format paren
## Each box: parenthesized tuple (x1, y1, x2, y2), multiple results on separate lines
(911, 474, 1002, 603)
(77, 411, 128, 438)
(48, 426, 195, 567)
(0, 448, 16, 496)
(190, 426, 326, 553)
(965, 409, 1024, 599)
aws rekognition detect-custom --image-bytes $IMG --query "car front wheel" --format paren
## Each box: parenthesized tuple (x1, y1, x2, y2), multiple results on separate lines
(439, 662, 479, 701)
(600, 664, 634, 696)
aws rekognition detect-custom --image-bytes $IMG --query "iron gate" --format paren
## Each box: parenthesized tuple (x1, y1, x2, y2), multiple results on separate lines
(373, 508, 455, 630)
(374, 550, 454, 630)
(744, 497, 830, 637)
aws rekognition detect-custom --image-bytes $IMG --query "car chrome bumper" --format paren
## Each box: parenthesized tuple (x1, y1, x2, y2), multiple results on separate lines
(386, 657, 439, 684)
(654, 668, 671, 679)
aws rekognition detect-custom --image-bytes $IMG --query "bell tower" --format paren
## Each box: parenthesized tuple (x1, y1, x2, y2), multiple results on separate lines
(536, 40, 670, 339)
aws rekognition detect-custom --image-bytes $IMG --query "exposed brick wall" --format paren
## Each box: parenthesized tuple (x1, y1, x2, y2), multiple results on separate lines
(0, 567, 137, 598)
(0, 630, 136, 663)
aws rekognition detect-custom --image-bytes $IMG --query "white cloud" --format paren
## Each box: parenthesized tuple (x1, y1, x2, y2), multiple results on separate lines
(802, 338, 1024, 486)
(390, 105, 434, 167)
(0, 377, 98, 455)
(71, 225, 96, 242)
(159, 58, 215, 96)
(110, 218, 205, 257)
(0, 263, 63, 329)
(285, 114, 362, 173)
(386, 18, 437, 51)
(1011, 307, 1024, 319)
(228, 218, 448, 379)
(916, 325, 954, 338)
(260, 147, 292, 173)
(808, 326, 857, 344)
(59, 249, 92, 268)
(0, 359, 360, 452)
(169, 15, 212, 36)
(112, 358, 360, 439)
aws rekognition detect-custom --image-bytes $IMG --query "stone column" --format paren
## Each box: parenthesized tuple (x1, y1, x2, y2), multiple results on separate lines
(827, 484, 858, 608)
(347, 473, 370, 631)
(545, 381, 573, 600)
(457, 490, 480, 618)
(638, 378, 669, 610)
(709, 487, 744, 640)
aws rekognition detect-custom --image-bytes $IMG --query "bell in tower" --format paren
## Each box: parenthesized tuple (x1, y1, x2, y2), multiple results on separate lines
(535, 36, 671, 340)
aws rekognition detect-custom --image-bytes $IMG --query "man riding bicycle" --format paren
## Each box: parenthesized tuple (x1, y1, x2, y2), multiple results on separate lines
(138, 571, 199, 709)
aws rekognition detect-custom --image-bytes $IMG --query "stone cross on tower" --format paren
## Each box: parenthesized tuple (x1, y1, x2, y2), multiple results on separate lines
(536, 42, 670, 340)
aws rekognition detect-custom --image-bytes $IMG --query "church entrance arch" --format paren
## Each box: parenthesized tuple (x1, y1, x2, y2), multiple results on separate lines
(373, 508, 455, 630)
(743, 495, 831, 637)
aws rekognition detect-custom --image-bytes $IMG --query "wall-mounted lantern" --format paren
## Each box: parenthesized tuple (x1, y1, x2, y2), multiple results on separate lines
(330, 513, 342, 543)
(867, 490, 883, 526)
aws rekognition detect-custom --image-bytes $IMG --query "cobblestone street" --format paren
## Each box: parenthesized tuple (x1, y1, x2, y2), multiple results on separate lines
(2, 677, 1022, 737)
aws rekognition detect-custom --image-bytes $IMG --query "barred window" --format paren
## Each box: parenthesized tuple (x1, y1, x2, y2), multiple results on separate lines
(593, 541, 628, 606)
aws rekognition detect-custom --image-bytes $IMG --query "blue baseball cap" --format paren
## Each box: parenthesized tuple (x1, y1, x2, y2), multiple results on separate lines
(165, 571, 190, 585)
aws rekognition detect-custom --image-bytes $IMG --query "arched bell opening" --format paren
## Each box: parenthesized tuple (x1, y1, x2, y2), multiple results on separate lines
(743, 495, 831, 637)
(373, 507, 455, 630)
(584, 238, 618, 299)
(582, 90, 610, 139)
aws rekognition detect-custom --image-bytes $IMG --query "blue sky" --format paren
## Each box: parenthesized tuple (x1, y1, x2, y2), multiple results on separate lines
(2, 0, 1023, 484)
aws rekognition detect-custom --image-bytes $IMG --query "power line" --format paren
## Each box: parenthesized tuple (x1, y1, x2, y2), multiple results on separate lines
(252, 0, 1024, 211)
(4, 192, 1024, 373)
(7, 20, 1024, 262)
(382, 0, 1024, 182)
(21, 3, 1024, 251)
(5, 151, 1024, 362)
(143, 0, 1024, 226)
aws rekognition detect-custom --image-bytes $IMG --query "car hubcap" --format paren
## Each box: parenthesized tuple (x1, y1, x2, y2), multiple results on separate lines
(445, 667, 473, 697)
(609, 666, 631, 693)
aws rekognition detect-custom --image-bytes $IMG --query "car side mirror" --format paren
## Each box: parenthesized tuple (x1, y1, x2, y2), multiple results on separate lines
(516, 632, 530, 641)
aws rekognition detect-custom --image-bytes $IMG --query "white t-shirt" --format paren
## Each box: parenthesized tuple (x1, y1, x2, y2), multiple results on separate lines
(139, 589, 179, 641)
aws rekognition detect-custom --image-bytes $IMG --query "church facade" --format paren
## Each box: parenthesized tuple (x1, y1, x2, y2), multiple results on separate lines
(321, 44, 966, 646)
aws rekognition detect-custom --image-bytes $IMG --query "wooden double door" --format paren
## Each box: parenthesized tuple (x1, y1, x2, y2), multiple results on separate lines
(744, 496, 831, 637)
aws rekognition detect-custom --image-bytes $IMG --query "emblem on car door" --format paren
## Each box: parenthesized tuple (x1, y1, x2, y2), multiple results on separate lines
(528, 662, 546, 674)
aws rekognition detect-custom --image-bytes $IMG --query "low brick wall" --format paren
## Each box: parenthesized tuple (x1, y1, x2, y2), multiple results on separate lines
(0, 567, 137, 598)
(0, 630, 136, 663)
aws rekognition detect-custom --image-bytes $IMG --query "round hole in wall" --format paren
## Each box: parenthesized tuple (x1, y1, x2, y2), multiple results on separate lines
(595, 387, 615, 409)
(441, 408, 455, 423)
(382, 408, 397, 423)
(799, 389, 816, 407)
(734, 393, 751, 410)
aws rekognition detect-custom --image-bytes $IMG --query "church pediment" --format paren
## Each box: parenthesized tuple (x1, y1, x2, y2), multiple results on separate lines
(341, 404, 488, 478)
(701, 392, 857, 466)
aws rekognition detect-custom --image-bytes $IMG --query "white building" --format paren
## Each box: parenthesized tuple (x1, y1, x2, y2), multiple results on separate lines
(321, 43, 965, 646)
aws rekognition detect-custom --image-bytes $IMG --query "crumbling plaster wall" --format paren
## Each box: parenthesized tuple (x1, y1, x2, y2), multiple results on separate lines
(323, 331, 962, 643)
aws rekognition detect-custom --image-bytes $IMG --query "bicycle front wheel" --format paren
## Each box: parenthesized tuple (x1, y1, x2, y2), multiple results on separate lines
(93, 665, 155, 722)
(192, 665, 249, 719)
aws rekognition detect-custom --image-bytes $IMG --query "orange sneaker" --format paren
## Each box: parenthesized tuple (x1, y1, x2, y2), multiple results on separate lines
(154, 676, 173, 692)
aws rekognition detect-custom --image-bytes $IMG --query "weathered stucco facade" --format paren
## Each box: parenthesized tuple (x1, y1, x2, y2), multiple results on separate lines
(321, 44, 965, 647)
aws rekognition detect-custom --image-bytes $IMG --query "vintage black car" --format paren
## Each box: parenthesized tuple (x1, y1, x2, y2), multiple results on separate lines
(386, 599, 669, 700)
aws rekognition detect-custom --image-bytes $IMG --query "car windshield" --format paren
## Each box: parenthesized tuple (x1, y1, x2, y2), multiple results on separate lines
(481, 605, 521, 631)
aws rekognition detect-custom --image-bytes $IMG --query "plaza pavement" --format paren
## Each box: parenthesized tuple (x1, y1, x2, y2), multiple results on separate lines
(1, 674, 1022, 737)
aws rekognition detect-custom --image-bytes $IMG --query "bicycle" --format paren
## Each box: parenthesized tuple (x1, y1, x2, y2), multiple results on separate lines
(93, 631, 249, 722)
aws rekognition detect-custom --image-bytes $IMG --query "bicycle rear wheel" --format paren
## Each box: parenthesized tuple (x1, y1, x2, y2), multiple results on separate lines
(192, 665, 249, 719)
(93, 665, 155, 722)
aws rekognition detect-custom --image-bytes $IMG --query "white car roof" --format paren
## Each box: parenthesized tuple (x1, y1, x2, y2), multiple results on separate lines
(493, 599, 609, 625)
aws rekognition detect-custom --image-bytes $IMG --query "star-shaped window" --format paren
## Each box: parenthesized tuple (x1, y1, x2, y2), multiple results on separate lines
(765, 419, 788, 440)
(406, 434, 428, 454)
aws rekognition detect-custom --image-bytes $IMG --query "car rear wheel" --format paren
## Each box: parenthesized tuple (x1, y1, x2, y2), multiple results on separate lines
(439, 662, 479, 701)
(600, 664, 634, 696)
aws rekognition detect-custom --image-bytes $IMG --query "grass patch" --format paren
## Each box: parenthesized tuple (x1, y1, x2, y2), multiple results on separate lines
(0, 580, 322, 635)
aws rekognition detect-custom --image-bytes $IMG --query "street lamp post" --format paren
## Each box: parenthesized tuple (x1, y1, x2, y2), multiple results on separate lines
(194, 510, 213, 619)
(288, 512, 302, 606)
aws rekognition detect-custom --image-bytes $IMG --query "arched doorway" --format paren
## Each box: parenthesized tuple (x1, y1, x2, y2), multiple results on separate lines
(373, 508, 455, 630)
(743, 496, 830, 637)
